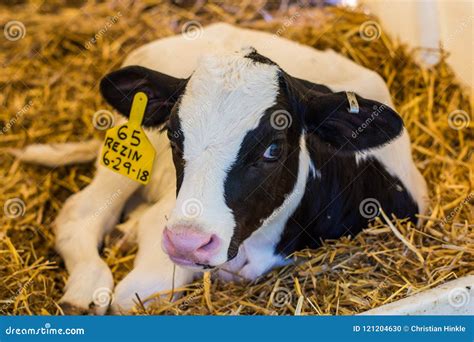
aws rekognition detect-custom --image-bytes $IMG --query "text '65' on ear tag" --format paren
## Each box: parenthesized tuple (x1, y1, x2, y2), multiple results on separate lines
(100, 92, 155, 185)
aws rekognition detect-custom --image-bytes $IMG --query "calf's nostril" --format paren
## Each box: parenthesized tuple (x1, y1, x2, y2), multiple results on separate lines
(196, 234, 220, 253)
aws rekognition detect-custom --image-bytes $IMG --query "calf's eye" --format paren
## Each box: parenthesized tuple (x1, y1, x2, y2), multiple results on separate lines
(263, 143, 282, 161)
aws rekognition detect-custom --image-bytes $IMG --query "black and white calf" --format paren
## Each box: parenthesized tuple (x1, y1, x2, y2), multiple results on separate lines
(15, 23, 428, 314)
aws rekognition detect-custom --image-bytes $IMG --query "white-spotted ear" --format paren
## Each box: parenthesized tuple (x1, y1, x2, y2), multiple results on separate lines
(100, 66, 187, 127)
(282, 73, 403, 152)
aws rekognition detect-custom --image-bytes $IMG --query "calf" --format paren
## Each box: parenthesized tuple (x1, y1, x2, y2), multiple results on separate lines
(16, 23, 428, 314)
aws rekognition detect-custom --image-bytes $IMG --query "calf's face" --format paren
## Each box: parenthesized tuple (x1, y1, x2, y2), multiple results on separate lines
(101, 49, 403, 270)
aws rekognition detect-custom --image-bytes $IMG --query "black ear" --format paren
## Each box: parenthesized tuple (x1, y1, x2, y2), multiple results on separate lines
(304, 91, 403, 151)
(284, 74, 404, 152)
(100, 66, 187, 127)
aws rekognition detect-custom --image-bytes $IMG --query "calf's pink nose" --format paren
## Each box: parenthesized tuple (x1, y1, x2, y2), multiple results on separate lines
(162, 226, 220, 265)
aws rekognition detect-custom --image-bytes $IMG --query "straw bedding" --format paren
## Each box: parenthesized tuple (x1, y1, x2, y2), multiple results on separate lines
(0, 0, 472, 315)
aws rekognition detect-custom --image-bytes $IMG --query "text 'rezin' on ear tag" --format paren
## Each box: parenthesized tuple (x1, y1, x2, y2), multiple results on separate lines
(100, 92, 156, 185)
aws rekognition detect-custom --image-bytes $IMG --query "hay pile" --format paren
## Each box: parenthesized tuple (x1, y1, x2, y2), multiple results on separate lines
(0, 0, 472, 315)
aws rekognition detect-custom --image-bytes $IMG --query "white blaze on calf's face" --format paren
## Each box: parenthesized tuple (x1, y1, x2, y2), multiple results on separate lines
(166, 52, 280, 265)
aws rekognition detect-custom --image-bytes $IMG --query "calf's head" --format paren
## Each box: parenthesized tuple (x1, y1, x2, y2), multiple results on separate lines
(100, 48, 403, 269)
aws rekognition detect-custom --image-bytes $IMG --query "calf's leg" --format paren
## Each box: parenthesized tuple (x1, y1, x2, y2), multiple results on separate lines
(55, 166, 140, 315)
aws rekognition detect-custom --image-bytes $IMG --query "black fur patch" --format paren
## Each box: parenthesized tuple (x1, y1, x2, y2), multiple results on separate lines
(244, 48, 277, 66)
(276, 140, 419, 256)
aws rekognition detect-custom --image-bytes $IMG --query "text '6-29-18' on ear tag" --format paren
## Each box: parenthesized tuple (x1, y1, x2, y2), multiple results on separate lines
(100, 92, 155, 185)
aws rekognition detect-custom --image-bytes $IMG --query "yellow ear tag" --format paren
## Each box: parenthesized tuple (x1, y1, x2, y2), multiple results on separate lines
(100, 92, 155, 185)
